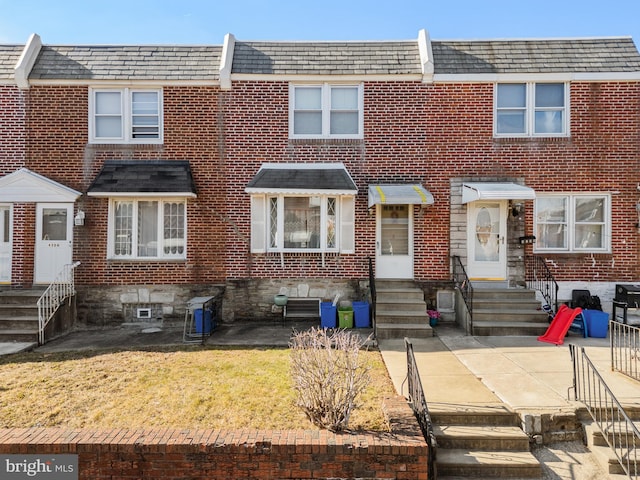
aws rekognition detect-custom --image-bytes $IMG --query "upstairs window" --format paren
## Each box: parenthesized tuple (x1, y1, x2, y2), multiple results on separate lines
(290, 84, 363, 139)
(90, 88, 163, 143)
(495, 83, 567, 137)
(534, 194, 610, 253)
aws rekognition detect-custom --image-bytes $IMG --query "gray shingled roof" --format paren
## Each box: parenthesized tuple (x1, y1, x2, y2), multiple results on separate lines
(247, 166, 357, 191)
(432, 37, 640, 74)
(88, 160, 196, 195)
(29, 45, 222, 81)
(232, 41, 422, 75)
(0, 45, 24, 80)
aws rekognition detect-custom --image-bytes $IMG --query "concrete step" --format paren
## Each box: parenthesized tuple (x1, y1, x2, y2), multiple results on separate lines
(376, 300, 427, 313)
(0, 305, 40, 317)
(375, 322, 433, 339)
(472, 321, 549, 336)
(0, 315, 39, 330)
(434, 424, 530, 451)
(473, 288, 538, 301)
(0, 329, 39, 342)
(376, 310, 429, 324)
(472, 309, 549, 322)
(584, 422, 640, 475)
(376, 290, 425, 302)
(473, 298, 545, 310)
(430, 405, 520, 427)
(436, 449, 542, 478)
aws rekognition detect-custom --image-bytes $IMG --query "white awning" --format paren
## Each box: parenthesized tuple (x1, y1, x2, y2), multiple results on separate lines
(462, 182, 536, 204)
(368, 184, 434, 208)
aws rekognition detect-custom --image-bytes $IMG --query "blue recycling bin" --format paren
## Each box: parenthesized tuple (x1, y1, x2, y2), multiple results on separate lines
(582, 309, 609, 338)
(352, 301, 370, 328)
(194, 308, 213, 334)
(320, 302, 337, 328)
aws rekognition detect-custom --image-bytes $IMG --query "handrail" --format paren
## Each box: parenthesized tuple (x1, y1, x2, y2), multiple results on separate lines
(570, 344, 639, 478)
(404, 337, 437, 480)
(36, 261, 80, 345)
(611, 319, 640, 383)
(524, 255, 558, 314)
(368, 257, 377, 335)
(452, 256, 473, 333)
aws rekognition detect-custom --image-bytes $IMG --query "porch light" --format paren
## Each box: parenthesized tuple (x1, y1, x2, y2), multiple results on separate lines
(74, 210, 85, 226)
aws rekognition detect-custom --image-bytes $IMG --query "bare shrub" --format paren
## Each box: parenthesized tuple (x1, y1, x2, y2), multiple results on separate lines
(289, 327, 371, 431)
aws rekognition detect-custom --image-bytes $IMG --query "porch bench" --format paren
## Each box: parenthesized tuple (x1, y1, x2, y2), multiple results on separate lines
(282, 297, 321, 324)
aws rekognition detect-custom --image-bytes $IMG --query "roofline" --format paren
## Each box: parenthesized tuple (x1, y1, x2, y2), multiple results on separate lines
(27, 79, 220, 87)
(434, 72, 640, 82)
(431, 35, 636, 43)
(87, 191, 197, 198)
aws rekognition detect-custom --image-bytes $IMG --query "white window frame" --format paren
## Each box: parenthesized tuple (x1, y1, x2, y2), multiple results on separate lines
(107, 197, 187, 260)
(494, 82, 569, 138)
(289, 83, 364, 139)
(89, 88, 163, 144)
(534, 193, 611, 253)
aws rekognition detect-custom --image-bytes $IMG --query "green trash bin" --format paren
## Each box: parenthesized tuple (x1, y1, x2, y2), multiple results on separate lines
(338, 306, 354, 328)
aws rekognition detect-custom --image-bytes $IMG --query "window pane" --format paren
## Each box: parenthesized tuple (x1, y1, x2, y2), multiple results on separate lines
(575, 197, 604, 223)
(163, 202, 185, 255)
(327, 198, 336, 248)
(330, 112, 358, 134)
(535, 84, 564, 108)
(132, 91, 159, 139)
(295, 87, 321, 109)
(496, 111, 525, 134)
(114, 202, 133, 256)
(536, 197, 568, 249)
(96, 117, 123, 138)
(535, 110, 563, 134)
(269, 197, 278, 248)
(42, 208, 67, 241)
(575, 225, 603, 249)
(537, 197, 567, 222)
(283, 197, 320, 249)
(96, 92, 121, 114)
(331, 87, 358, 109)
(537, 223, 567, 249)
(137, 201, 158, 257)
(132, 92, 159, 114)
(294, 112, 322, 134)
(497, 84, 525, 108)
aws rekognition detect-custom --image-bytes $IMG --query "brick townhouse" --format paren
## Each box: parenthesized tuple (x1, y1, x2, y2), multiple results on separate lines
(0, 30, 639, 338)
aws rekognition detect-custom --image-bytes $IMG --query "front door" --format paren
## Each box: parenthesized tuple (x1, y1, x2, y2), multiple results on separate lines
(35, 203, 73, 284)
(0, 205, 11, 284)
(467, 201, 507, 281)
(376, 204, 413, 279)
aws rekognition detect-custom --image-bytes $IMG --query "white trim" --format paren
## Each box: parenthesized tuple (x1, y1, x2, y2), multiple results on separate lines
(0, 168, 81, 202)
(14, 33, 42, 89)
(462, 183, 536, 204)
(28, 79, 219, 87)
(417, 29, 434, 83)
(219, 33, 236, 91)
(233, 73, 423, 83)
(434, 72, 640, 83)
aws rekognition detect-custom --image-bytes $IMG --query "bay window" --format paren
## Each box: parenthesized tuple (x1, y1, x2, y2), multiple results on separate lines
(110, 198, 186, 259)
(535, 194, 610, 252)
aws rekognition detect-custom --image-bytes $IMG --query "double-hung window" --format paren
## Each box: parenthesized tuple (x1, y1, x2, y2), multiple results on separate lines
(110, 198, 186, 259)
(90, 88, 163, 143)
(495, 83, 568, 137)
(290, 84, 363, 139)
(534, 194, 610, 253)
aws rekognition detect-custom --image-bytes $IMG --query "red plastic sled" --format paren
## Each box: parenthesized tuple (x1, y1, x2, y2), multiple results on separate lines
(537, 304, 583, 345)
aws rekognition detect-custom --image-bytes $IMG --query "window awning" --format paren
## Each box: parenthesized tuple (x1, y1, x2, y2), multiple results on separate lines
(462, 182, 536, 204)
(87, 160, 197, 197)
(245, 163, 357, 195)
(368, 184, 434, 208)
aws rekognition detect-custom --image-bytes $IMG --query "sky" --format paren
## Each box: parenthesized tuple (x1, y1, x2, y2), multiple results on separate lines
(0, 0, 639, 46)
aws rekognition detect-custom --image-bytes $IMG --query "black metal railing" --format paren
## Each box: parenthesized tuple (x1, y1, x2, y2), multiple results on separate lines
(404, 338, 437, 479)
(452, 256, 473, 332)
(570, 344, 639, 478)
(611, 319, 640, 383)
(524, 255, 558, 314)
(368, 257, 377, 334)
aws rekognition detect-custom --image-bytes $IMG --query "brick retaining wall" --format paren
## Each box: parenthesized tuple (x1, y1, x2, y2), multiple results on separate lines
(0, 396, 428, 480)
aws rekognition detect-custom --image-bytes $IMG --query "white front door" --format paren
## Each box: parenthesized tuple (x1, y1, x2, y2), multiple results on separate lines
(376, 204, 413, 279)
(467, 201, 507, 280)
(0, 205, 11, 284)
(35, 203, 73, 284)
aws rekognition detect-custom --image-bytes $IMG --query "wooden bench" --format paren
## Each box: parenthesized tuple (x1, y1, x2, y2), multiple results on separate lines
(282, 298, 321, 325)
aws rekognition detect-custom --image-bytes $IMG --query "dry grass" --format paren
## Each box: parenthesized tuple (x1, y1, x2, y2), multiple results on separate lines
(0, 346, 396, 431)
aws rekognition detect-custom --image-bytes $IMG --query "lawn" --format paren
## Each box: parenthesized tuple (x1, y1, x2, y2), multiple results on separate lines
(0, 346, 396, 431)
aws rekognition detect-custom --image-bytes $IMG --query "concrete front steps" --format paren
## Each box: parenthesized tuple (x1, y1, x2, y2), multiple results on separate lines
(0, 289, 43, 343)
(472, 288, 549, 336)
(583, 418, 640, 477)
(374, 280, 432, 340)
(432, 405, 542, 479)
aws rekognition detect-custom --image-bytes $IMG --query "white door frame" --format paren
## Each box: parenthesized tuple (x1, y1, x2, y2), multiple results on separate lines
(35, 203, 74, 284)
(0, 205, 11, 284)
(375, 204, 414, 279)
(467, 200, 508, 281)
